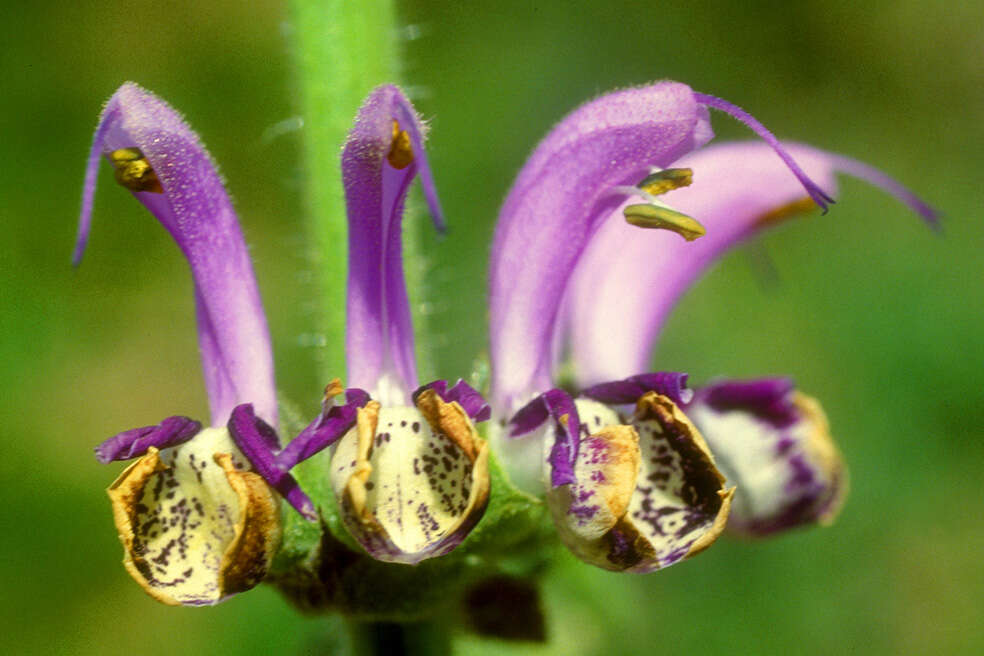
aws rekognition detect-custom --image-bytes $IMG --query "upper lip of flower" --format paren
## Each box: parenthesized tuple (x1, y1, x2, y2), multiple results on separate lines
(76, 81, 278, 428)
(486, 80, 938, 425)
(342, 84, 444, 405)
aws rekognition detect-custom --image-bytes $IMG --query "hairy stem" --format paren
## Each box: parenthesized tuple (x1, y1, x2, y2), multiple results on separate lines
(289, 0, 399, 381)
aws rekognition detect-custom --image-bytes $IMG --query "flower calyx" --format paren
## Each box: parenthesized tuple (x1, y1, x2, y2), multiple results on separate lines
(106, 427, 281, 606)
(511, 375, 733, 573)
(331, 383, 491, 564)
(685, 378, 848, 536)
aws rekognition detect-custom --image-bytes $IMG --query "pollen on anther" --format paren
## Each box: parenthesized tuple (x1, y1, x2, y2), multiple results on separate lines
(109, 148, 163, 193)
(387, 120, 414, 169)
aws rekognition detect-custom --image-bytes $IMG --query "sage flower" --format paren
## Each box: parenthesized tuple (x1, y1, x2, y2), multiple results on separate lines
(328, 86, 491, 564)
(490, 82, 935, 571)
(78, 83, 362, 604)
(563, 140, 933, 536)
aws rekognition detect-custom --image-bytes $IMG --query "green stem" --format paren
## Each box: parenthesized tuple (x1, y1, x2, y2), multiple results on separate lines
(289, 0, 399, 381)
(347, 620, 452, 656)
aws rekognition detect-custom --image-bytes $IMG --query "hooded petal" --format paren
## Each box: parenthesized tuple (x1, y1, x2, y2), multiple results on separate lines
(343, 85, 444, 403)
(565, 141, 939, 385)
(686, 378, 847, 536)
(488, 82, 714, 414)
(106, 427, 281, 605)
(330, 389, 490, 564)
(76, 82, 276, 426)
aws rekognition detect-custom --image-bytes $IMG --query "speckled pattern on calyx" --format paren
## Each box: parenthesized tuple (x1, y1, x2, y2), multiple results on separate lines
(106, 427, 281, 605)
(331, 390, 490, 564)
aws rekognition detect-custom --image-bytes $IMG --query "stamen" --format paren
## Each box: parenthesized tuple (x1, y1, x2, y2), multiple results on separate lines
(323, 378, 345, 401)
(753, 196, 817, 228)
(109, 147, 163, 193)
(623, 204, 706, 241)
(637, 168, 693, 196)
(387, 120, 414, 169)
(693, 93, 836, 213)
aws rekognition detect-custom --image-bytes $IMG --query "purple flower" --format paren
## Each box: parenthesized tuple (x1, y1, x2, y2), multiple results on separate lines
(489, 82, 934, 570)
(78, 83, 362, 604)
(329, 86, 491, 564)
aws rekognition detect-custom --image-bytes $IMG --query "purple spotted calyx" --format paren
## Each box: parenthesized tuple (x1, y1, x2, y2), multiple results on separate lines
(514, 387, 733, 572)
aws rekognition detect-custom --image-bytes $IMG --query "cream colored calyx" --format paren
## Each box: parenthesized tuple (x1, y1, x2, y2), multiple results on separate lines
(332, 393, 490, 563)
(792, 392, 848, 525)
(106, 428, 281, 606)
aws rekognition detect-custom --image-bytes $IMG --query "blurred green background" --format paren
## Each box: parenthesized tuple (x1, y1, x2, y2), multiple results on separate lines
(2, 0, 981, 653)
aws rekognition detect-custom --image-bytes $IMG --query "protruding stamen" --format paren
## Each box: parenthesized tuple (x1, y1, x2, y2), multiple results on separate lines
(387, 120, 414, 169)
(623, 204, 706, 241)
(109, 147, 163, 193)
(323, 378, 345, 402)
(637, 168, 693, 196)
(753, 197, 817, 228)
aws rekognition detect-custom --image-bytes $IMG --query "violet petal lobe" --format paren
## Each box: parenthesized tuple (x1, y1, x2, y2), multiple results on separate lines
(95, 415, 201, 464)
(565, 141, 938, 385)
(227, 404, 316, 521)
(76, 82, 277, 427)
(581, 372, 693, 407)
(488, 82, 714, 415)
(276, 389, 367, 470)
(509, 389, 582, 487)
(343, 85, 444, 402)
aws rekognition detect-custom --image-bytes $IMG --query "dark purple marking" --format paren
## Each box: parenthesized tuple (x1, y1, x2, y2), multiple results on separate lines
(508, 388, 580, 487)
(95, 415, 201, 463)
(581, 372, 693, 407)
(414, 379, 492, 422)
(227, 404, 317, 521)
(694, 378, 799, 428)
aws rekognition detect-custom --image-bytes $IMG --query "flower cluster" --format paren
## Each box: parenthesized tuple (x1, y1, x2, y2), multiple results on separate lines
(78, 81, 934, 605)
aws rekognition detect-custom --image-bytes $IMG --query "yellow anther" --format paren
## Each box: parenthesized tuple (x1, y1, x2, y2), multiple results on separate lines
(623, 204, 706, 241)
(637, 168, 693, 196)
(753, 197, 817, 227)
(324, 378, 345, 401)
(387, 120, 414, 170)
(109, 148, 163, 193)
